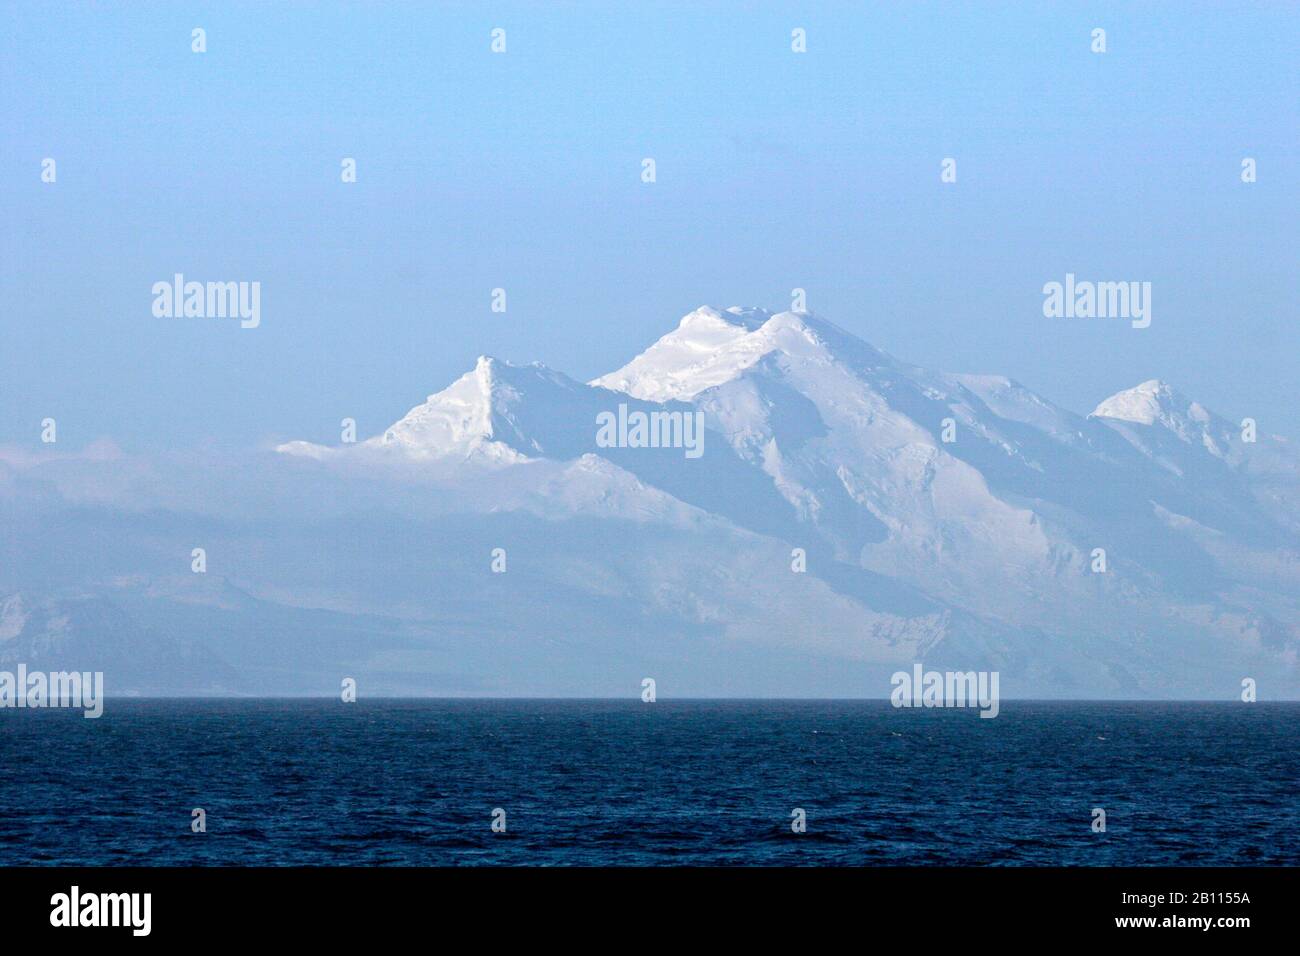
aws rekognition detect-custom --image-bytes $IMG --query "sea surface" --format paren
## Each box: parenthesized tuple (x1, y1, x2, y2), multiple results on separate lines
(0, 699, 1296, 866)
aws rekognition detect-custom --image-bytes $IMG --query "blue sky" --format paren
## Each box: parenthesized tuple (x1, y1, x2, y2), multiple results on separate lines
(3, 1, 1296, 451)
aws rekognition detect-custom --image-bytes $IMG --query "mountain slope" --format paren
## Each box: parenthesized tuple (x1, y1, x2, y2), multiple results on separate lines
(10, 303, 1289, 697)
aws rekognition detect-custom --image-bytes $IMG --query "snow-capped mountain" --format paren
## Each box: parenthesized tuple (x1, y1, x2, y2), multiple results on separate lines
(266, 304, 1299, 696)
(5, 305, 1293, 697)
(1090, 378, 1242, 471)
(1092, 379, 1234, 447)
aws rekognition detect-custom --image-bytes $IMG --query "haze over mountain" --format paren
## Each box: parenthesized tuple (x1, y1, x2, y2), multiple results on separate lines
(4, 306, 1297, 698)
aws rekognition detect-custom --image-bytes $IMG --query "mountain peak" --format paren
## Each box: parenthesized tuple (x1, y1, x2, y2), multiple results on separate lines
(1091, 379, 1206, 426)
(1090, 379, 1235, 460)
(278, 356, 584, 464)
(593, 304, 886, 402)
(716, 305, 773, 330)
(673, 305, 767, 341)
(372, 357, 596, 461)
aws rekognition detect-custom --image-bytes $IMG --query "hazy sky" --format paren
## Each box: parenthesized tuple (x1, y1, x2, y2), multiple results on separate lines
(3, 2, 1296, 452)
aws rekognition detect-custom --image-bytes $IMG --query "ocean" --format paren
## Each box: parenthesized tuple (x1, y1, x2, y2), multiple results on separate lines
(1, 699, 1295, 866)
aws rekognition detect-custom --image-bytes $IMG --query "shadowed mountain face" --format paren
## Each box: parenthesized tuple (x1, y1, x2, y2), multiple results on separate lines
(0, 594, 237, 694)
(4, 306, 1297, 697)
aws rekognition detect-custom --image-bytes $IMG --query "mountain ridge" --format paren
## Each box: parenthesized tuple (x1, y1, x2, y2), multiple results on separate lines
(5, 304, 1294, 697)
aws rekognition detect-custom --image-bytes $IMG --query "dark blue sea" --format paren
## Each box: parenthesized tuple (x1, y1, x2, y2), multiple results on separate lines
(1, 700, 1296, 866)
